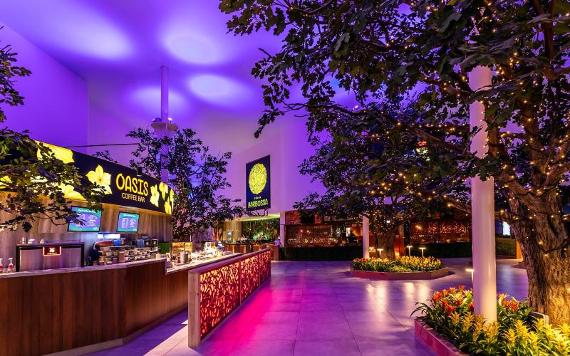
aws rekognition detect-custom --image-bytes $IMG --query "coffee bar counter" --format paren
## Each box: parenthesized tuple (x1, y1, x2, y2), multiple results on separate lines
(0, 252, 240, 356)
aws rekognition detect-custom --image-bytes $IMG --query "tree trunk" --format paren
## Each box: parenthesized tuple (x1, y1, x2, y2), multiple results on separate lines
(509, 198, 570, 325)
(376, 230, 397, 259)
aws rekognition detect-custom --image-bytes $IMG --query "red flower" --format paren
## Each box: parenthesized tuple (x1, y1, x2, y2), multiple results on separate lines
(504, 299, 519, 312)
(442, 301, 455, 314)
(432, 291, 442, 303)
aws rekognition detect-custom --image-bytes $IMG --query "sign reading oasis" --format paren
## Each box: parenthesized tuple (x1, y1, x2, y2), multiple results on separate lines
(246, 155, 271, 211)
(41, 144, 173, 215)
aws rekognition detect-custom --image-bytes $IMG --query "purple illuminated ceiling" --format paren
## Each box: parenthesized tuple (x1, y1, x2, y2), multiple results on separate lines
(0, 0, 340, 209)
(0, 0, 291, 152)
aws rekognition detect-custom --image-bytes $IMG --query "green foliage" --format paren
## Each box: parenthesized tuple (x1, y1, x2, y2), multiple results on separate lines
(221, 0, 570, 242)
(0, 34, 103, 232)
(413, 287, 570, 355)
(222, 0, 570, 323)
(93, 150, 118, 164)
(0, 34, 31, 123)
(128, 128, 244, 240)
(352, 256, 443, 272)
(241, 218, 279, 240)
(496, 237, 516, 256)
(0, 132, 104, 231)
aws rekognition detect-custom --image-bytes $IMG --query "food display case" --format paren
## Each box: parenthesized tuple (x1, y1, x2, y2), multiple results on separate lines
(16, 241, 85, 272)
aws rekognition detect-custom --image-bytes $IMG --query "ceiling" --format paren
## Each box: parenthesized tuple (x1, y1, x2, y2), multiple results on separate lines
(0, 0, 292, 154)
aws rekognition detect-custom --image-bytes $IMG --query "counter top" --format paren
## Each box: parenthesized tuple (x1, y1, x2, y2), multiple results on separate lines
(166, 253, 239, 274)
(0, 253, 240, 279)
(16, 241, 84, 247)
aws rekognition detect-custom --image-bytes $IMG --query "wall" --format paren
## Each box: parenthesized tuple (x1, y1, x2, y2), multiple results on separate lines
(0, 24, 89, 148)
(225, 117, 324, 213)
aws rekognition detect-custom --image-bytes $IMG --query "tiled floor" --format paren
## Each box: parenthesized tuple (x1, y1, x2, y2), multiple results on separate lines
(90, 258, 527, 356)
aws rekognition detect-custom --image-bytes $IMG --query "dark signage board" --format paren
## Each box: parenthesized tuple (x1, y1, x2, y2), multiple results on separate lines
(246, 155, 271, 211)
(30, 143, 174, 215)
(68, 206, 102, 232)
(72, 151, 173, 214)
(117, 212, 140, 233)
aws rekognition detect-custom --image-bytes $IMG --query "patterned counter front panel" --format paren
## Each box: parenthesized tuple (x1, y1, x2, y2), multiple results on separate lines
(198, 250, 272, 338)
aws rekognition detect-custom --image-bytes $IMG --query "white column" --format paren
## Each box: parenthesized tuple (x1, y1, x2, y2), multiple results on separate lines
(279, 212, 286, 247)
(160, 65, 169, 122)
(150, 66, 178, 183)
(469, 66, 497, 322)
(362, 216, 370, 258)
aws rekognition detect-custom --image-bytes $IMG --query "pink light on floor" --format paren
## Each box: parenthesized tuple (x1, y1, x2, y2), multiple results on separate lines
(188, 249, 272, 347)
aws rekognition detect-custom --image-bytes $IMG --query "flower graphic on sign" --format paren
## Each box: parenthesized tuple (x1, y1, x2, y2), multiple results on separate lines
(86, 165, 112, 195)
(150, 185, 160, 207)
(0, 176, 12, 188)
(164, 199, 172, 215)
(248, 163, 267, 195)
(59, 183, 85, 201)
(159, 182, 169, 200)
(36, 142, 74, 163)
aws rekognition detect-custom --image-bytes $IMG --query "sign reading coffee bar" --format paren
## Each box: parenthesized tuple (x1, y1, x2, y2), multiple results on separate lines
(246, 155, 271, 211)
(40, 143, 173, 215)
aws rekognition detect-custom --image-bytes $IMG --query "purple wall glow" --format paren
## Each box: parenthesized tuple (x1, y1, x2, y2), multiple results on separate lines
(0, 24, 89, 149)
(224, 117, 325, 213)
(0, 1, 325, 212)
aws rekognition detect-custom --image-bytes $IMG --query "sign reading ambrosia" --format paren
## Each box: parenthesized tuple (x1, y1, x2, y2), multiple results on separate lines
(246, 155, 271, 211)
(39, 143, 173, 215)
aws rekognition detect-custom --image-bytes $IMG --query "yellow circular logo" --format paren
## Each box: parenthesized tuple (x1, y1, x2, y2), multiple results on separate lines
(248, 163, 267, 195)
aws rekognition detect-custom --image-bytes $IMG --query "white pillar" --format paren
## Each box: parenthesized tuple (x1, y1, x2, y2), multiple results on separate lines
(469, 66, 497, 322)
(279, 212, 286, 247)
(151, 66, 178, 183)
(160, 65, 169, 122)
(362, 216, 370, 258)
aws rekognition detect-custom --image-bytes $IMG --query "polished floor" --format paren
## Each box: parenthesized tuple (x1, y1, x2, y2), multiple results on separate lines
(90, 258, 527, 356)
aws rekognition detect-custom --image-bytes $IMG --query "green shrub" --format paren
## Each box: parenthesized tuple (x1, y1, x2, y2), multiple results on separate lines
(352, 256, 443, 272)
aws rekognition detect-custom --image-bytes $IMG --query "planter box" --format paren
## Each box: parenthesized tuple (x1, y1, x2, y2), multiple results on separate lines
(350, 267, 449, 280)
(415, 319, 466, 356)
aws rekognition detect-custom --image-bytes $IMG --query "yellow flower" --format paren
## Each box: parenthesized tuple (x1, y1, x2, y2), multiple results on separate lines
(59, 184, 85, 201)
(150, 185, 160, 207)
(86, 165, 112, 194)
(169, 188, 174, 203)
(36, 142, 74, 163)
(31, 175, 48, 184)
(0, 176, 12, 188)
(164, 199, 172, 215)
(159, 182, 168, 200)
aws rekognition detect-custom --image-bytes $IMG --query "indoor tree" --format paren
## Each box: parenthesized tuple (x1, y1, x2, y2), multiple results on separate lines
(221, 0, 570, 324)
(0, 35, 103, 232)
(128, 128, 244, 240)
(295, 103, 471, 258)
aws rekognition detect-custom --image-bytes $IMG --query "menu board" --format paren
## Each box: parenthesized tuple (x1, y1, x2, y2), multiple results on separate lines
(117, 212, 139, 233)
(68, 207, 102, 232)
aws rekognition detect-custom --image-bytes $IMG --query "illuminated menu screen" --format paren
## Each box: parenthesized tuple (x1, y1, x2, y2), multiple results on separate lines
(117, 212, 139, 233)
(68, 207, 102, 232)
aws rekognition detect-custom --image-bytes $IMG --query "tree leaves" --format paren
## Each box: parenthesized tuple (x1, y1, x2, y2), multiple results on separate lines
(128, 128, 244, 240)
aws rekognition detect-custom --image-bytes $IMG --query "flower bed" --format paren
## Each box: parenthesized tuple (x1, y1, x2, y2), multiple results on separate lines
(352, 256, 443, 272)
(414, 286, 570, 355)
(351, 256, 447, 280)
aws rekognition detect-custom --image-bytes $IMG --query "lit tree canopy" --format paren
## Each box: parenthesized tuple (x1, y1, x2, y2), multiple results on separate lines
(221, 0, 570, 324)
(294, 102, 470, 234)
(128, 128, 244, 240)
